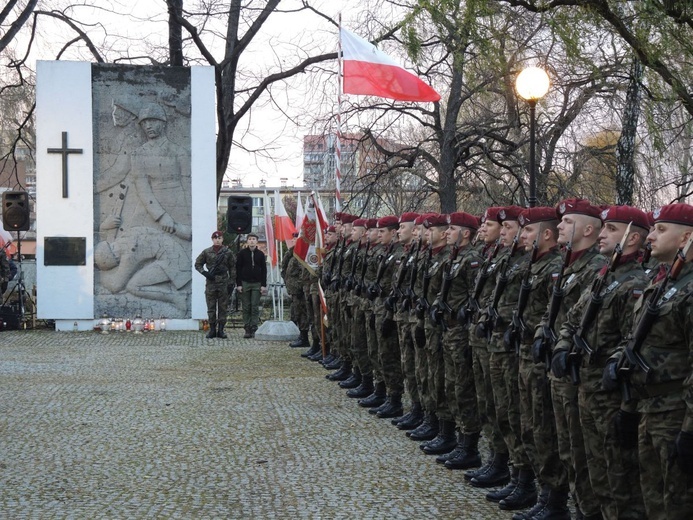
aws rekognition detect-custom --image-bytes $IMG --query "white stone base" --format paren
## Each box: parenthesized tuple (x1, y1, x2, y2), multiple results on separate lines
(254, 320, 299, 341)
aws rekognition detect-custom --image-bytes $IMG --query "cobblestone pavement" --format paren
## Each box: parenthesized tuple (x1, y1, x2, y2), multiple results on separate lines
(0, 328, 512, 519)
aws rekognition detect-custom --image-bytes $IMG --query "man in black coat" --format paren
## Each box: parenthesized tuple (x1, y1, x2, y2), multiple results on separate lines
(236, 233, 267, 338)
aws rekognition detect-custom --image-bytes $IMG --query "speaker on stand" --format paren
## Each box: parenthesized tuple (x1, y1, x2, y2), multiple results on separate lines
(1, 191, 30, 330)
(226, 195, 253, 235)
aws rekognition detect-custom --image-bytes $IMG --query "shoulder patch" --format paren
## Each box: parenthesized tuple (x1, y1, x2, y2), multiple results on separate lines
(632, 288, 643, 298)
(470, 261, 480, 269)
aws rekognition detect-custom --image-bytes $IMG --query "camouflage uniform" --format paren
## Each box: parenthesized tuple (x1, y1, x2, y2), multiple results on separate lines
(620, 261, 693, 520)
(282, 247, 309, 333)
(393, 242, 420, 405)
(516, 248, 565, 492)
(374, 242, 404, 398)
(320, 244, 337, 351)
(300, 260, 320, 346)
(542, 245, 606, 517)
(349, 241, 371, 376)
(470, 246, 510, 457)
(195, 245, 235, 331)
(338, 240, 358, 363)
(488, 250, 532, 472)
(409, 246, 432, 413)
(553, 252, 647, 519)
(436, 244, 483, 434)
(364, 243, 384, 383)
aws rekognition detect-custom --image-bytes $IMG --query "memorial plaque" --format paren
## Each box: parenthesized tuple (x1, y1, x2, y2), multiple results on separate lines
(44, 237, 87, 266)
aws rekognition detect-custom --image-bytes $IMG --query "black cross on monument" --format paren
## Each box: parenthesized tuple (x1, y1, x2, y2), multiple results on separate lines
(47, 131, 83, 198)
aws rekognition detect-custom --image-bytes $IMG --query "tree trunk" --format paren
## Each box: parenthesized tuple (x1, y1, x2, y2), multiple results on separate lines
(168, 0, 183, 66)
(615, 58, 643, 205)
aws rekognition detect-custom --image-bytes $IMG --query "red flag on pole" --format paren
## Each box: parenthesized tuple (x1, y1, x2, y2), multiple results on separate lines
(340, 28, 440, 103)
(274, 190, 296, 242)
(263, 192, 277, 267)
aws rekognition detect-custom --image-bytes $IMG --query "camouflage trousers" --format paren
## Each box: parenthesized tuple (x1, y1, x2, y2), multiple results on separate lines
(325, 293, 339, 354)
(351, 304, 371, 377)
(364, 305, 382, 383)
(442, 326, 480, 433)
(490, 348, 530, 468)
(551, 379, 600, 516)
(470, 333, 507, 455)
(302, 283, 319, 345)
(578, 387, 644, 520)
(338, 297, 353, 362)
(412, 318, 433, 412)
(638, 407, 693, 520)
(205, 281, 229, 327)
(375, 298, 403, 395)
(518, 353, 567, 491)
(290, 289, 309, 331)
(425, 324, 450, 421)
(396, 310, 419, 404)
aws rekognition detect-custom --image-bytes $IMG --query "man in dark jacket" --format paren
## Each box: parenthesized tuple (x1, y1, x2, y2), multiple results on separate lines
(236, 233, 267, 338)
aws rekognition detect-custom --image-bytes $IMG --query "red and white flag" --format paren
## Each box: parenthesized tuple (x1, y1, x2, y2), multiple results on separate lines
(263, 192, 277, 267)
(274, 190, 296, 242)
(340, 28, 441, 103)
(293, 194, 324, 275)
(295, 192, 305, 230)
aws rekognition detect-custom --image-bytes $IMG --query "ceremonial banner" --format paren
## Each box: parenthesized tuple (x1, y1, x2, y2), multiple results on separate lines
(293, 194, 324, 275)
(273, 190, 296, 242)
(263, 192, 277, 267)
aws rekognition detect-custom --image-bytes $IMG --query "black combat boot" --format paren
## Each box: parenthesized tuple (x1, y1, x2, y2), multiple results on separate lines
(436, 431, 465, 463)
(530, 488, 570, 520)
(319, 353, 335, 365)
(512, 484, 549, 520)
(444, 432, 482, 470)
(469, 451, 510, 488)
(407, 413, 439, 441)
(324, 356, 342, 370)
(346, 374, 374, 398)
(376, 394, 403, 418)
(307, 341, 324, 360)
(301, 340, 320, 358)
(358, 381, 386, 408)
(395, 402, 424, 430)
(421, 420, 457, 454)
(499, 468, 538, 511)
(243, 325, 252, 339)
(465, 451, 494, 481)
(206, 322, 217, 339)
(327, 361, 352, 381)
(289, 329, 310, 348)
(250, 325, 257, 338)
(487, 466, 519, 502)
(217, 323, 227, 339)
(339, 367, 362, 388)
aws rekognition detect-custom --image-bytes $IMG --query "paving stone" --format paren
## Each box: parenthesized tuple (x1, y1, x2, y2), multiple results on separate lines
(0, 328, 513, 519)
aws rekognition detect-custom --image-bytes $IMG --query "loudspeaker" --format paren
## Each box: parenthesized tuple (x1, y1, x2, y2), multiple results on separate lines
(227, 195, 253, 234)
(2, 191, 31, 231)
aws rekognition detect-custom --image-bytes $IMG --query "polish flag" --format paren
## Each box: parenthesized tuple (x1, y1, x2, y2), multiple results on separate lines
(294, 195, 323, 275)
(263, 192, 277, 267)
(340, 28, 440, 103)
(274, 190, 296, 242)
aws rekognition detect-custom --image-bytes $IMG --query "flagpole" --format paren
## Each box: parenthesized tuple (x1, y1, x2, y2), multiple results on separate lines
(335, 13, 343, 213)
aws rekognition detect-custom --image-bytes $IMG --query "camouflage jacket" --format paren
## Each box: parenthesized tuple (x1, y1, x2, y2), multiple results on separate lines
(282, 247, 305, 295)
(555, 254, 648, 393)
(423, 245, 450, 328)
(488, 251, 530, 353)
(433, 244, 483, 328)
(194, 245, 235, 284)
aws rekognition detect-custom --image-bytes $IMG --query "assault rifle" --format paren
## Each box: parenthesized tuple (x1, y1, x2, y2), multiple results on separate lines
(504, 238, 539, 353)
(414, 245, 435, 319)
(367, 241, 395, 301)
(568, 222, 632, 384)
(640, 241, 652, 267)
(618, 232, 693, 401)
(326, 236, 343, 289)
(532, 223, 576, 370)
(353, 236, 371, 297)
(485, 228, 522, 337)
(387, 241, 417, 312)
(431, 233, 463, 330)
(344, 240, 361, 292)
(206, 246, 231, 279)
(463, 239, 501, 325)
(401, 240, 425, 312)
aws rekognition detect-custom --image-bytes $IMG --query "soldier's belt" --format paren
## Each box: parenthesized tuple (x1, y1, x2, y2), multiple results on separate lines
(630, 379, 684, 399)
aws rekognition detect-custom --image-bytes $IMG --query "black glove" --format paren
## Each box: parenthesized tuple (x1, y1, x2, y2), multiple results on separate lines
(613, 409, 639, 449)
(531, 333, 546, 364)
(414, 326, 426, 348)
(202, 270, 213, 280)
(675, 431, 693, 475)
(551, 350, 568, 379)
(601, 358, 619, 392)
(384, 295, 397, 313)
(430, 305, 443, 325)
(456, 305, 468, 326)
(368, 313, 376, 330)
(380, 317, 395, 338)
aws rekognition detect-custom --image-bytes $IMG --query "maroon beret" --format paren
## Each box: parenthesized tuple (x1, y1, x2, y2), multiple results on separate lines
(496, 205, 524, 223)
(483, 207, 504, 223)
(646, 211, 655, 228)
(423, 213, 449, 228)
(600, 205, 650, 230)
(333, 212, 343, 221)
(211, 230, 223, 238)
(399, 212, 420, 223)
(340, 213, 359, 224)
(377, 215, 399, 229)
(518, 207, 557, 227)
(447, 211, 479, 230)
(366, 218, 379, 229)
(415, 212, 436, 225)
(352, 218, 367, 228)
(326, 225, 336, 233)
(652, 203, 693, 227)
(556, 198, 601, 219)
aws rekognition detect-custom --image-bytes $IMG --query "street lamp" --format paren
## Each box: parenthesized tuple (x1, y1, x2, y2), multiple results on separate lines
(516, 66, 550, 207)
